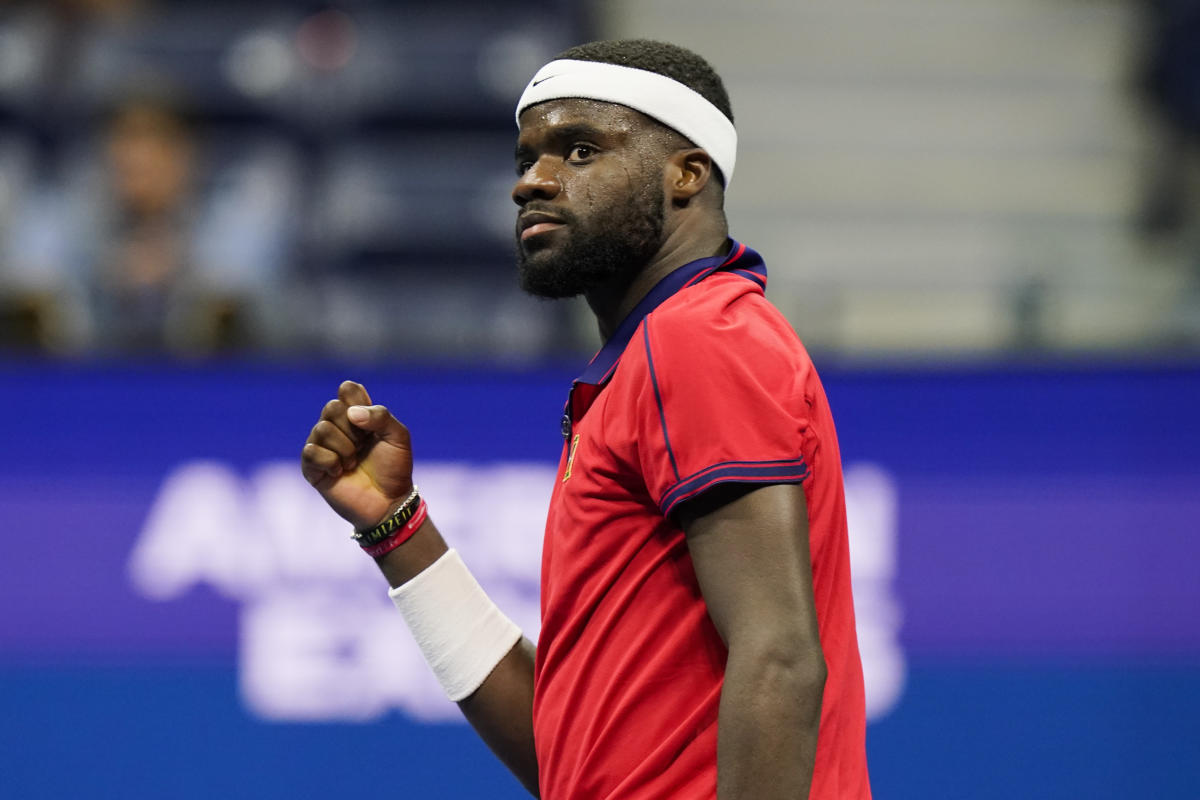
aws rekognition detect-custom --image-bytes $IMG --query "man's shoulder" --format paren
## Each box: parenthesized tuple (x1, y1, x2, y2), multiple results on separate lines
(644, 272, 805, 363)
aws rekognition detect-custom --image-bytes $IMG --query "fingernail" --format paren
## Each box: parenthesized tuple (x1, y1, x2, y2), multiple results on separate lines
(347, 405, 368, 424)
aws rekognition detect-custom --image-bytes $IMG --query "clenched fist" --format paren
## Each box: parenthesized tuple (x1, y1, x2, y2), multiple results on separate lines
(301, 380, 415, 531)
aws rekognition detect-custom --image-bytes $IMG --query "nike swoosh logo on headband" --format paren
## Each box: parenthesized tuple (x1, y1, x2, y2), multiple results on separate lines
(531, 75, 557, 86)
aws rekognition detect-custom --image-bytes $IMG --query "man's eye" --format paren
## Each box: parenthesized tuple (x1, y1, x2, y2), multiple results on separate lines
(568, 145, 595, 161)
(516, 160, 533, 175)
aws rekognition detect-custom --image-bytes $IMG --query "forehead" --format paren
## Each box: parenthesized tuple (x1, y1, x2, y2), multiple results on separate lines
(516, 98, 649, 142)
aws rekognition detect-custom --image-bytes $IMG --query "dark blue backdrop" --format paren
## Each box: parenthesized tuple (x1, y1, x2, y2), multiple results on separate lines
(1, 360, 1197, 799)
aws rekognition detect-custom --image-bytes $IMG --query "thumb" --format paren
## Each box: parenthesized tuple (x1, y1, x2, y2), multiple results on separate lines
(347, 404, 410, 448)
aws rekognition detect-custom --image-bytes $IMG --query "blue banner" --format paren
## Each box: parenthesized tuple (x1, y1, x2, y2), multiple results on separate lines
(1, 360, 1197, 798)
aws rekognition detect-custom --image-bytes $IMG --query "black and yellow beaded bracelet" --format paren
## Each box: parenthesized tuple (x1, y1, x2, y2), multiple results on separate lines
(351, 485, 421, 548)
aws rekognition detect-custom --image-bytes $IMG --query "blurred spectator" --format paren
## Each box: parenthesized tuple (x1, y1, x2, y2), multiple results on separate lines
(1136, 0, 1200, 343)
(2, 90, 296, 355)
(0, 0, 585, 359)
(1137, 0, 1200, 237)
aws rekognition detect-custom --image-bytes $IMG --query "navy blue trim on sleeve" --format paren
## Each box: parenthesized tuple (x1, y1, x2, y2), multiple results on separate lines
(643, 320, 681, 483)
(659, 458, 810, 516)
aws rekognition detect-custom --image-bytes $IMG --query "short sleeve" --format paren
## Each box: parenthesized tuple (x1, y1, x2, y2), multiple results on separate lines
(633, 294, 813, 517)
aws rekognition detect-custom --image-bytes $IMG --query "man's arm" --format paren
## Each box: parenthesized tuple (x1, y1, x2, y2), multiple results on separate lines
(373, 528, 540, 798)
(680, 483, 827, 800)
(301, 381, 540, 797)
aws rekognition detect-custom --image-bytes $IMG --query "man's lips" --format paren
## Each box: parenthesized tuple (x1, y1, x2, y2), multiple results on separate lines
(518, 212, 566, 241)
(521, 221, 565, 241)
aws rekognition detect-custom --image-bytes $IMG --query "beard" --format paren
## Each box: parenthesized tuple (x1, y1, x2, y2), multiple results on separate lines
(516, 180, 665, 299)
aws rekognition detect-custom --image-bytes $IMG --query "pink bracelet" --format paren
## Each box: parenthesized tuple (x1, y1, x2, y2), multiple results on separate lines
(361, 499, 429, 558)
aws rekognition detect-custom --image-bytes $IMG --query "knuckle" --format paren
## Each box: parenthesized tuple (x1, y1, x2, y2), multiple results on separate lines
(300, 447, 326, 475)
(321, 398, 345, 418)
(338, 380, 366, 401)
(313, 420, 350, 447)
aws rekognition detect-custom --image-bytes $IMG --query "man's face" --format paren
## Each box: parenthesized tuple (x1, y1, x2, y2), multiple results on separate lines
(512, 99, 667, 299)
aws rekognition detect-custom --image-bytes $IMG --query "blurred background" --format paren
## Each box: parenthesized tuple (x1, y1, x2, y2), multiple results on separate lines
(1, 0, 1198, 798)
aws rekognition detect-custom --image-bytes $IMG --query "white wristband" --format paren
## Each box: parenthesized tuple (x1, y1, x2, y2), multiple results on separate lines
(388, 548, 523, 702)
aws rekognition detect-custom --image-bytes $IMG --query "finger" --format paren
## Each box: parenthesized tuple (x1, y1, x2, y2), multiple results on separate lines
(301, 442, 343, 486)
(319, 398, 369, 446)
(338, 380, 372, 408)
(308, 419, 358, 463)
(346, 404, 411, 449)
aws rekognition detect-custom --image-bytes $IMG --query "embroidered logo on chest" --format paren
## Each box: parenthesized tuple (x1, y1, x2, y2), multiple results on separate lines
(562, 433, 581, 482)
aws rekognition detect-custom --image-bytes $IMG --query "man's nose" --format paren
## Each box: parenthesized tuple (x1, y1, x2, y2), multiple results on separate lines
(512, 157, 560, 206)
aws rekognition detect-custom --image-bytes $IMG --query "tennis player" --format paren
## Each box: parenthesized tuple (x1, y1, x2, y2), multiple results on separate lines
(302, 39, 871, 799)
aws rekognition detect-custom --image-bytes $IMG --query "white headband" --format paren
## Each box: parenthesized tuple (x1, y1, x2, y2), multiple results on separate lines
(515, 58, 737, 185)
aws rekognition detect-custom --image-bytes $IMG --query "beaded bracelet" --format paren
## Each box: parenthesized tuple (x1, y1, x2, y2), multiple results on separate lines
(351, 485, 421, 547)
(360, 499, 428, 558)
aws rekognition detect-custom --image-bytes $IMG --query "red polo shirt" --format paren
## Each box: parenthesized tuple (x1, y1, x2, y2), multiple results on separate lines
(533, 242, 871, 799)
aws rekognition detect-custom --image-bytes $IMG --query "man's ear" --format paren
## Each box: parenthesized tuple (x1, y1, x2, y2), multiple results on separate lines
(665, 148, 713, 206)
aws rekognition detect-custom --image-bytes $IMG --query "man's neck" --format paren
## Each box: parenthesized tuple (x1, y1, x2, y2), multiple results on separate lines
(586, 225, 729, 341)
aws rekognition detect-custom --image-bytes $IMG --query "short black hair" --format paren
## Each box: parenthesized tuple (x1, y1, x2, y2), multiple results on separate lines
(555, 39, 733, 124)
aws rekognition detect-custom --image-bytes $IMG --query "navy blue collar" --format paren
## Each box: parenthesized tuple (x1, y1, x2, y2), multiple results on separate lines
(574, 240, 766, 387)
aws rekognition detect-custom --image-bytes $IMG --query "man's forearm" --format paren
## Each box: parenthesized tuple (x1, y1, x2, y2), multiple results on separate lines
(377, 521, 540, 797)
(716, 645, 826, 799)
(460, 637, 540, 797)
(375, 515, 451, 587)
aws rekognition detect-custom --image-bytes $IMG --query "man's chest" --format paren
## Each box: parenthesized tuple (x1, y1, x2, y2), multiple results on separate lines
(542, 382, 680, 609)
